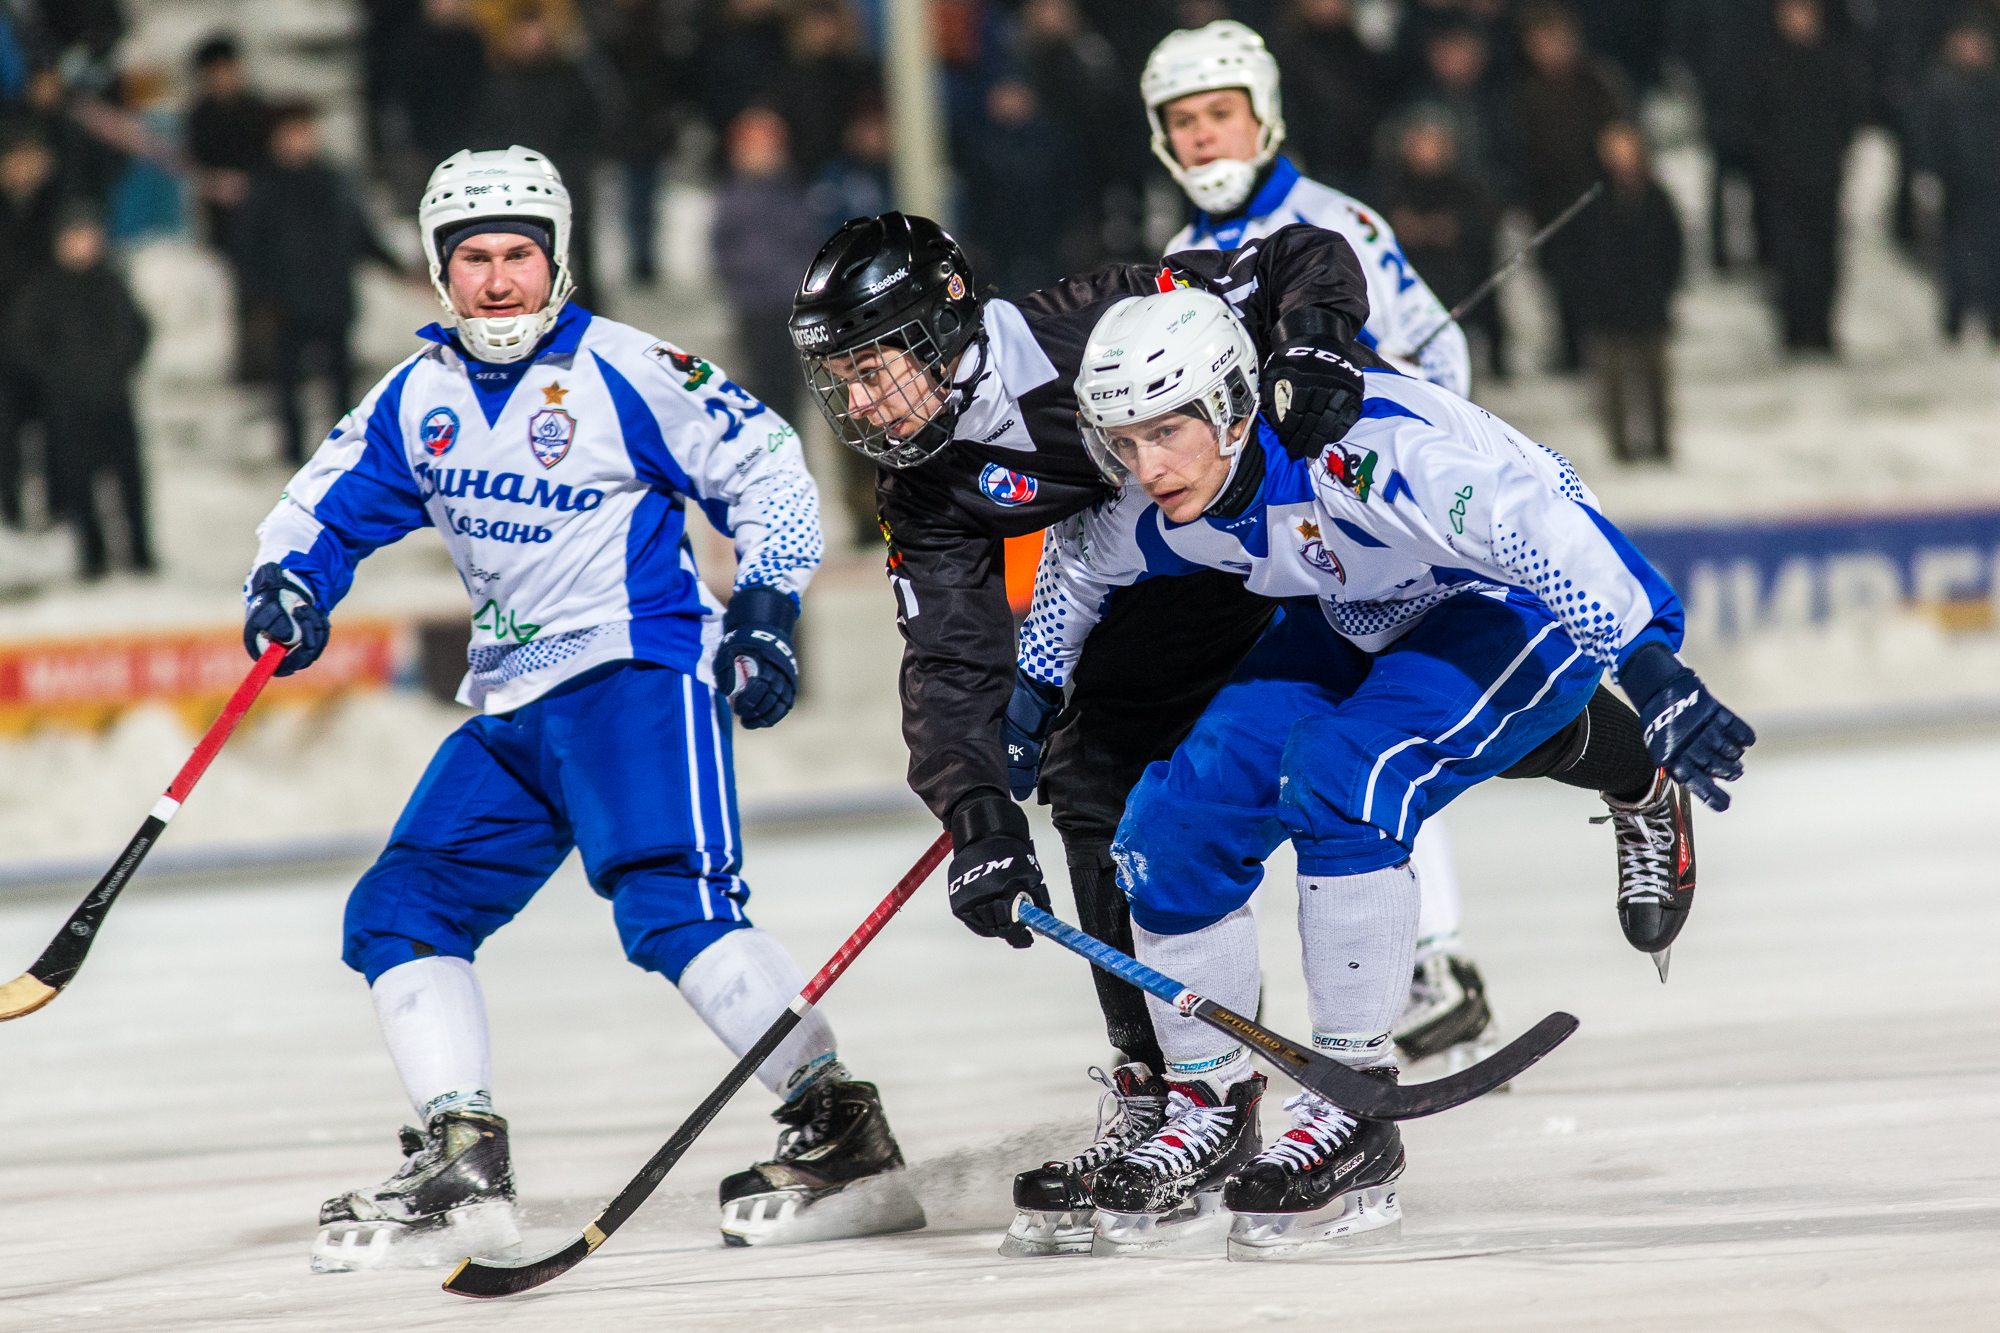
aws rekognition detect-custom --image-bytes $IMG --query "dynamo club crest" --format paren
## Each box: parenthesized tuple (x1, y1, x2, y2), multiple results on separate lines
(420, 406, 460, 458)
(527, 408, 576, 469)
(979, 463, 1037, 507)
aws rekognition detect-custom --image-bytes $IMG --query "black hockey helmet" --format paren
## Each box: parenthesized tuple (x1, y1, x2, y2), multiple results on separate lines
(790, 212, 987, 469)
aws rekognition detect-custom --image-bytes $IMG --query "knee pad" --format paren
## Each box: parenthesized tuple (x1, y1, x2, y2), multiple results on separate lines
(1114, 765, 1284, 936)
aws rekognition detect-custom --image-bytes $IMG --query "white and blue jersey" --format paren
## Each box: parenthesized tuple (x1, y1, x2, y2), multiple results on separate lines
(251, 303, 821, 713)
(1169, 157, 1472, 397)
(1022, 370, 1682, 693)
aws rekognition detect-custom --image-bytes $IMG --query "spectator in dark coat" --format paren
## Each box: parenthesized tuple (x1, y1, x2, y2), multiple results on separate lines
(1380, 110, 1506, 380)
(184, 36, 270, 253)
(472, 4, 605, 312)
(1275, 0, 1388, 197)
(1512, 1, 1629, 371)
(401, 0, 489, 168)
(776, 0, 878, 185)
(1577, 121, 1683, 462)
(8, 208, 153, 577)
(233, 103, 404, 466)
(1751, 0, 1866, 354)
(1670, 0, 1773, 270)
(1913, 15, 2000, 341)
(1019, 0, 1135, 268)
(701, 0, 792, 133)
(710, 107, 821, 423)
(957, 77, 1082, 298)
(594, 0, 685, 288)
(807, 100, 892, 242)
(0, 129, 57, 528)
(1402, 21, 1519, 199)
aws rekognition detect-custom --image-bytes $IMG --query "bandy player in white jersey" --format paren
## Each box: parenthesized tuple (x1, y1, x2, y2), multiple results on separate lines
(1140, 20, 1490, 1070)
(242, 147, 918, 1270)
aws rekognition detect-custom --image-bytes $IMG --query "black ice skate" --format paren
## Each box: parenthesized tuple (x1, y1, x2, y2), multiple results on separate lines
(1000, 1063, 1168, 1258)
(1087, 1073, 1264, 1256)
(1225, 1077, 1405, 1261)
(717, 1079, 925, 1247)
(310, 1111, 520, 1273)
(1594, 769, 1696, 980)
(1394, 954, 1500, 1074)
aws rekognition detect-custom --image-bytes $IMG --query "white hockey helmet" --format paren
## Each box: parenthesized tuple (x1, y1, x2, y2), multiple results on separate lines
(1074, 287, 1260, 485)
(418, 146, 575, 364)
(1141, 21, 1286, 215)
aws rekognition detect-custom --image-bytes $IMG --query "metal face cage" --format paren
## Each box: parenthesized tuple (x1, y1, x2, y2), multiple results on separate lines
(800, 318, 971, 470)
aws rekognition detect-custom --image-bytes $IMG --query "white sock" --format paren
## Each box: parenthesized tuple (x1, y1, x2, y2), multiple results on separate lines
(1135, 904, 1260, 1088)
(371, 955, 494, 1123)
(676, 928, 840, 1100)
(1298, 863, 1420, 1072)
(1410, 820, 1463, 963)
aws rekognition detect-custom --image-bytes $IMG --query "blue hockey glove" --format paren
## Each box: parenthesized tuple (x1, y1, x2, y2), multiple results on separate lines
(242, 563, 328, 677)
(1621, 642, 1756, 812)
(948, 792, 1049, 949)
(1261, 325, 1365, 463)
(714, 585, 799, 729)
(1004, 673, 1064, 801)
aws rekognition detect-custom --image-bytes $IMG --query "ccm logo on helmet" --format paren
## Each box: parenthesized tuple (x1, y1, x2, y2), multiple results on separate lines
(1089, 387, 1131, 401)
(979, 464, 1039, 507)
(1210, 347, 1239, 373)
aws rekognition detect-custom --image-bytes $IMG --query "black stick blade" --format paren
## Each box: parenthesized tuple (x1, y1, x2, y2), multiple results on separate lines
(1308, 1011, 1578, 1120)
(444, 1232, 594, 1298)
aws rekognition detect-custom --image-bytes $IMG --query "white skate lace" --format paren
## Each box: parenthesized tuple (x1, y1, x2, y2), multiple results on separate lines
(1068, 1066, 1165, 1173)
(1593, 787, 1677, 905)
(1121, 1089, 1236, 1176)
(773, 1088, 836, 1161)
(1253, 1091, 1359, 1172)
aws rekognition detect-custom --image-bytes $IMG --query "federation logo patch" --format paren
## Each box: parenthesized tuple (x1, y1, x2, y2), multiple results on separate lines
(978, 463, 1038, 507)
(420, 406, 460, 458)
(527, 408, 576, 469)
(947, 273, 966, 300)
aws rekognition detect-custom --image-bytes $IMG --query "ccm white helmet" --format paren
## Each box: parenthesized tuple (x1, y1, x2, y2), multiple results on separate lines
(418, 146, 574, 364)
(1074, 287, 1259, 485)
(1142, 21, 1286, 215)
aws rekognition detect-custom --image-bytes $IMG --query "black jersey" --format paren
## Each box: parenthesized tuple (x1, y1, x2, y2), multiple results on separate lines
(874, 223, 1371, 819)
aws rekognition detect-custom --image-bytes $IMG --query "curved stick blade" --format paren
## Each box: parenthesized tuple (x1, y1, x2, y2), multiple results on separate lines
(0, 972, 59, 1021)
(1374, 1012, 1579, 1118)
(444, 1234, 592, 1298)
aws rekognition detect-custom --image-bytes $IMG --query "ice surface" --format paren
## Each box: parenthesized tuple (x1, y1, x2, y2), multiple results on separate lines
(2, 733, 1995, 1330)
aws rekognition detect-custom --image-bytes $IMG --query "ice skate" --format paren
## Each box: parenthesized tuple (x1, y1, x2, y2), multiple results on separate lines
(1087, 1074, 1263, 1256)
(1594, 769, 1696, 978)
(310, 1111, 520, 1273)
(718, 1079, 925, 1247)
(1394, 954, 1500, 1076)
(1000, 1063, 1167, 1258)
(1225, 1078, 1405, 1261)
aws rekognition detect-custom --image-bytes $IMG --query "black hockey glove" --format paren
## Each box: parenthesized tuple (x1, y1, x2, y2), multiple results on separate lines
(1260, 320, 1365, 463)
(947, 791, 1048, 949)
(1621, 641, 1757, 812)
(714, 585, 799, 729)
(242, 562, 328, 677)
(1004, 673, 1064, 801)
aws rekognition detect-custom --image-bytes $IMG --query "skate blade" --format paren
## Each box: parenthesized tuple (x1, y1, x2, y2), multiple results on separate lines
(1227, 1184, 1402, 1261)
(997, 1207, 1095, 1258)
(719, 1170, 926, 1248)
(1090, 1190, 1231, 1258)
(308, 1202, 521, 1274)
(1652, 948, 1672, 983)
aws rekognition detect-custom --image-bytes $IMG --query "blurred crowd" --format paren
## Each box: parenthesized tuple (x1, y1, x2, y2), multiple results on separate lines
(3, 0, 2000, 573)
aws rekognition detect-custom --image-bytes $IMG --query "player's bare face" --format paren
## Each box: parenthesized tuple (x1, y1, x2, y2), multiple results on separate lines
(1163, 89, 1261, 170)
(1114, 412, 1247, 522)
(447, 235, 553, 320)
(827, 346, 949, 440)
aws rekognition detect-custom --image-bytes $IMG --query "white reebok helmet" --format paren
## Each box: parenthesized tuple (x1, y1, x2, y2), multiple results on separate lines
(1074, 287, 1259, 485)
(418, 146, 575, 364)
(1141, 21, 1286, 216)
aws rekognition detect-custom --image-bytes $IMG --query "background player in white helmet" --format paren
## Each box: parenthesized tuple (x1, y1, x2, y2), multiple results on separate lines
(1020, 289, 1749, 1257)
(245, 147, 916, 1269)
(1144, 20, 1473, 398)
(1143, 20, 1490, 1070)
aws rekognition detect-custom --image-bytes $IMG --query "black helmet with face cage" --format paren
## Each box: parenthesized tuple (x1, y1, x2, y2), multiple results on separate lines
(789, 212, 986, 469)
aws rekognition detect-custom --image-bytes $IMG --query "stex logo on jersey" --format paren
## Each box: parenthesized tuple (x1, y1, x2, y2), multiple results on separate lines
(420, 406, 460, 458)
(1326, 444, 1377, 502)
(1294, 519, 1346, 583)
(979, 463, 1038, 507)
(528, 408, 576, 468)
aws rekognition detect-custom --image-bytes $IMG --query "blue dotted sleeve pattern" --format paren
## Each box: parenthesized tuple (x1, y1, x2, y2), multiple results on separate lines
(615, 331, 823, 606)
(250, 354, 431, 611)
(1016, 503, 1146, 688)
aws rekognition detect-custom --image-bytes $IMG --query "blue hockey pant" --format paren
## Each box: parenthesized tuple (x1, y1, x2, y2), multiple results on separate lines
(1115, 592, 1601, 935)
(344, 660, 751, 984)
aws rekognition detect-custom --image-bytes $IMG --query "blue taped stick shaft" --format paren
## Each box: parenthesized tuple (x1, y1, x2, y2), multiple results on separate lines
(1017, 902, 1192, 1008)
